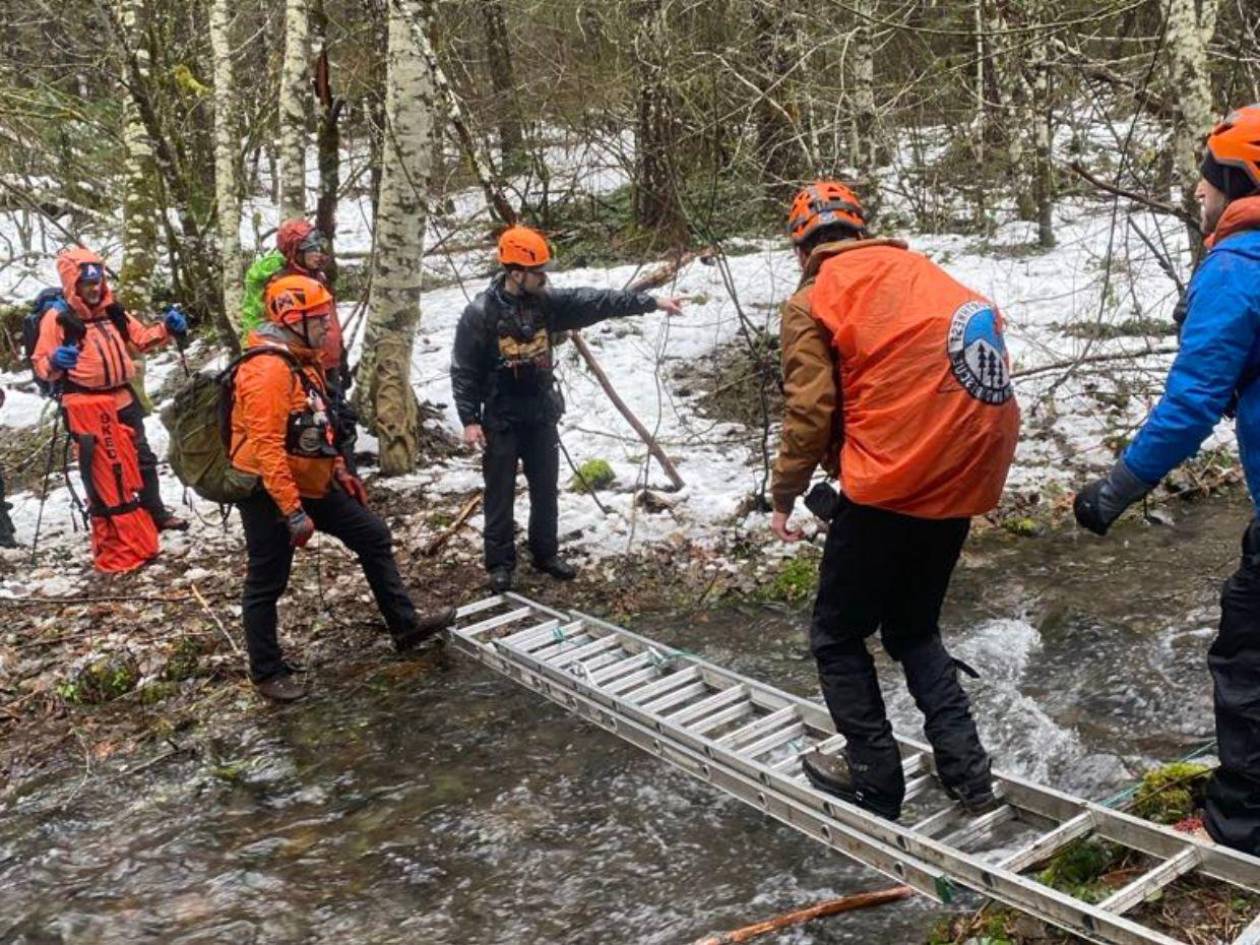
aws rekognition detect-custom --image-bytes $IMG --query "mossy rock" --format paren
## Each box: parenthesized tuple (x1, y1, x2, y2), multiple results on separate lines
(757, 555, 819, 603)
(570, 458, 615, 493)
(58, 651, 141, 705)
(138, 680, 180, 705)
(1001, 516, 1042, 538)
(163, 636, 202, 681)
(1130, 761, 1210, 825)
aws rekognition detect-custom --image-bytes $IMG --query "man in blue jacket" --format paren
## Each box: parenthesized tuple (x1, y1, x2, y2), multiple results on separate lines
(1074, 104, 1260, 853)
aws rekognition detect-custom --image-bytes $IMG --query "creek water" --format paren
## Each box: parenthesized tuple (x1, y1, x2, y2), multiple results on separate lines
(0, 493, 1251, 945)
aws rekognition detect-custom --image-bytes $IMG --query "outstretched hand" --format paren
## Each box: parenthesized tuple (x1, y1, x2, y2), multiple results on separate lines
(771, 510, 804, 543)
(464, 423, 486, 450)
(657, 297, 684, 316)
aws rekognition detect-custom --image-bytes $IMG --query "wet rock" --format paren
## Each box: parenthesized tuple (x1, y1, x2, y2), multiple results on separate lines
(60, 650, 140, 704)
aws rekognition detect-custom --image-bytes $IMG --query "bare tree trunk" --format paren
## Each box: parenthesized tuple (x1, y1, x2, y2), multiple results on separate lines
(278, 0, 310, 220)
(751, 0, 804, 194)
(480, 0, 523, 170)
(632, 0, 687, 245)
(210, 0, 244, 340)
(313, 0, 343, 286)
(852, 0, 882, 219)
(1167, 0, 1218, 256)
(118, 0, 158, 313)
(969, 0, 990, 234)
(356, 0, 435, 476)
(1030, 0, 1055, 248)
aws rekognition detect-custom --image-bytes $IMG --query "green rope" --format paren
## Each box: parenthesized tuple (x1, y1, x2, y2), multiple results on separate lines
(1099, 739, 1218, 809)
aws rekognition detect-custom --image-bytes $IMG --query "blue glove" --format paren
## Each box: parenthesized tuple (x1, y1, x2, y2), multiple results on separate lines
(163, 304, 188, 335)
(51, 345, 79, 371)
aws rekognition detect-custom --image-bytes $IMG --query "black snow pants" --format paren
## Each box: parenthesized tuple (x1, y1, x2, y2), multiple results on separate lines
(0, 463, 15, 545)
(482, 420, 559, 572)
(809, 496, 990, 816)
(1205, 518, 1260, 854)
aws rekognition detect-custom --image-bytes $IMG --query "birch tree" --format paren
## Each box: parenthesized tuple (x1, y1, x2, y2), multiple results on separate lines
(209, 0, 243, 339)
(118, 0, 158, 313)
(1167, 0, 1218, 251)
(356, 0, 436, 475)
(851, 0, 882, 218)
(278, 0, 310, 220)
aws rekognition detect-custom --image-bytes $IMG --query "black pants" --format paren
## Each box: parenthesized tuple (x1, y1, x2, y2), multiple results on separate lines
(116, 397, 165, 521)
(482, 421, 559, 572)
(1205, 519, 1260, 854)
(810, 497, 987, 812)
(237, 488, 418, 682)
(0, 464, 15, 544)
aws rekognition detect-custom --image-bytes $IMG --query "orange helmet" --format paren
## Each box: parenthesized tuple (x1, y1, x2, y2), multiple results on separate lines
(498, 225, 552, 269)
(786, 181, 866, 245)
(1204, 104, 1260, 196)
(264, 274, 334, 328)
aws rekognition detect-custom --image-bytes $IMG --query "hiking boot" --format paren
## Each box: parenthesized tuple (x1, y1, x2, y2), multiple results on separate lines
(488, 567, 514, 594)
(393, 606, 456, 653)
(533, 556, 577, 580)
(801, 749, 901, 821)
(945, 781, 1002, 816)
(154, 511, 189, 532)
(255, 672, 306, 702)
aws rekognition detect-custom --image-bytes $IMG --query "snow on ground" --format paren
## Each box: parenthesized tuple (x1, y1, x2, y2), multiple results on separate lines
(0, 126, 1228, 580)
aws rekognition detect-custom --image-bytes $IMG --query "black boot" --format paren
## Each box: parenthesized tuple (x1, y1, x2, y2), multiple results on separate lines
(0, 501, 17, 549)
(533, 556, 577, 580)
(393, 606, 456, 653)
(488, 567, 514, 593)
(802, 748, 902, 820)
(899, 634, 993, 806)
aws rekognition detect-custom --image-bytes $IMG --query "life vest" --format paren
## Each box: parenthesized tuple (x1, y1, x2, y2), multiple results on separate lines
(62, 394, 159, 573)
(810, 242, 1020, 518)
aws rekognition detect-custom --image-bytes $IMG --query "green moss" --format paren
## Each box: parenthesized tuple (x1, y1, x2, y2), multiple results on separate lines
(138, 681, 180, 705)
(1130, 761, 1210, 825)
(163, 637, 202, 681)
(1036, 837, 1121, 903)
(570, 458, 616, 493)
(757, 555, 819, 603)
(1001, 516, 1042, 538)
(59, 652, 140, 705)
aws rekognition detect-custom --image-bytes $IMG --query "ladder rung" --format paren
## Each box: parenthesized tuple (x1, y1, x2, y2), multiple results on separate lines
(904, 774, 936, 802)
(454, 595, 507, 622)
(912, 803, 962, 837)
(772, 734, 845, 772)
(604, 665, 663, 697)
(739, 721, 807, 761)
(460, 605, 536, 639)
(666, 686, 745, 725)
(1099, 847, 1200, 915)
(579, 648, 630, 676)
(941, 805, 1017, 850)
(499, 617, 562, 650)
(641, 681, 711, 716)
(589, 652, 653, 685)
(625, 667, 702, 705)
(688, 699, 756, 736)
(902, 752, 927, 776)
(550, 635, 622, 669)
(527, 624, 591, 660)
(717, 706, 798, 750)
(999, 811, 1095, 874)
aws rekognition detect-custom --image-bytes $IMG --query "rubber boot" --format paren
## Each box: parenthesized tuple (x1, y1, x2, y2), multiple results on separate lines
(0, 500, 17, 549)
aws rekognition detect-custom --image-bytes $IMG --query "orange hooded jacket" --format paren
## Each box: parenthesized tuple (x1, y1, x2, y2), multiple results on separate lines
(780, 240, 1020, 519)
(276, 219, 345, 375)
(229, 326, 341, 516)
(32, 248, 171, 409)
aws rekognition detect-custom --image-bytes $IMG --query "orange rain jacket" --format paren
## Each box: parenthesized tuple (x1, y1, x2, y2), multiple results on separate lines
(32, 248, 171, 410)
(229, 325, 341, 516)
(772, 239, 1020, 519)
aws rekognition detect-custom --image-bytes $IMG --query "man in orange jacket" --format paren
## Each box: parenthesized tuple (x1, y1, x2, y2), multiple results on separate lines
(230, 274, 453, 701)
(770, 182, 1019, 821)
(32, 247, 189, 535)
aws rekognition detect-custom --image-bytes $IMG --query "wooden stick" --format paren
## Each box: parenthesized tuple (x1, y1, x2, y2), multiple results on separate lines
(422, 492, 482, 556)
(1065, 161, 1200, 232)
(190, 582, 241, 656)
(689, 886, 913, 945)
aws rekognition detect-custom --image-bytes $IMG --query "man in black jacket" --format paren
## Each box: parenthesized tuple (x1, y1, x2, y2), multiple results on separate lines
(451, 225, 683, 592)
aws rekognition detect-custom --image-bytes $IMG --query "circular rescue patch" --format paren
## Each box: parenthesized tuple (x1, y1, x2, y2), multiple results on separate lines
(947, 300, 1013, 405)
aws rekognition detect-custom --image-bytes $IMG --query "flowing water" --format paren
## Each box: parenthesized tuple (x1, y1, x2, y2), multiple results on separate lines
(0, 493, 1251, 945)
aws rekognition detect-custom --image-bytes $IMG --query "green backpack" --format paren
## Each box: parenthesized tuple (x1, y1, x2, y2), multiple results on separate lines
(240, 251, 286, 340)
(161, 348, 305, 504)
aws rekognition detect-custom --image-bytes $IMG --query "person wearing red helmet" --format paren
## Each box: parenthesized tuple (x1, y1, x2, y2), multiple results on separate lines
(451, 224, 683, 593)
(1074, 105, 1260, 853)
(771, 181, 1019, 822)
(229, 274, 452, 701)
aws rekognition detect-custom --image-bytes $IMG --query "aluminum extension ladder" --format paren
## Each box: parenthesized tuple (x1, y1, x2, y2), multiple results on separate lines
(447, 593, 1260, 945)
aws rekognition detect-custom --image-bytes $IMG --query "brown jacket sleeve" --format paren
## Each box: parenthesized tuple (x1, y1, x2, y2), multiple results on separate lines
(771, 287, 839, 514)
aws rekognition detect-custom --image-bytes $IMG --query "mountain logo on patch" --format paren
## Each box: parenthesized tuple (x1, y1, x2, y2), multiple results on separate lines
(946, 300, 1013, 405)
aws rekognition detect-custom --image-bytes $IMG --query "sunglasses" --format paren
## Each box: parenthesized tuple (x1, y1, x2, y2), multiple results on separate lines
(297, 231, 330, 254)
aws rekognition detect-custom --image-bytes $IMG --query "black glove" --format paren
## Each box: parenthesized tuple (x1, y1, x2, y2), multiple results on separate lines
(1073, 460, 1152, 536)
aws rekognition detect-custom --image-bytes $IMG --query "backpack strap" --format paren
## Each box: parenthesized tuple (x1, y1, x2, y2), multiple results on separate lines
(219, 345, 323, 457)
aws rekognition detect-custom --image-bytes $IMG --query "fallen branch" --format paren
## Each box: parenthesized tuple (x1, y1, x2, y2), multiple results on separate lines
(688, 886, 913, 945)
(191, 582, 241, 657)
(1012, 346, 1178, 380)
(1066, 161, 1200, 233)
(0, 593, 197, 606)
(422, 492, 482, 556)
